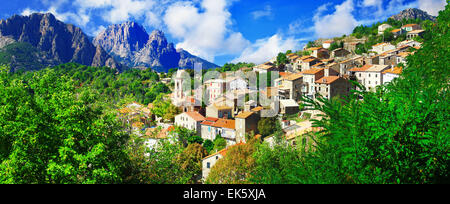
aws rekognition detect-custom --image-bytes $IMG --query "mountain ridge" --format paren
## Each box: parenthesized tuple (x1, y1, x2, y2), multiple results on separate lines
(389, 8, 436, 21)
(93, 22, 218, 72)
(0, 13, 125, 72)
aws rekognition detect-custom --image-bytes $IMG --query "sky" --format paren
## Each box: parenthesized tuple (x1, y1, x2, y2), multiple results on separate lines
(0, 0, 447, 66)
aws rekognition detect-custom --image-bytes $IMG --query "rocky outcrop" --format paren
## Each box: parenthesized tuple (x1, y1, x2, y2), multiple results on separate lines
(94, 22, 218, 72)
(390, 8, 436, 21)
(0, 13, 125, 71)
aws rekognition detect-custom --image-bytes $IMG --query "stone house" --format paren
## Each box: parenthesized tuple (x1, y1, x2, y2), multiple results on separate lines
(235, 111, 260, 143)
(382, 66, 403, 84)
(274, 72, 304, 101)
(302, 68, 325, 99)
(280, 99, 300, 115)
(206, 104, 233, 119)
(174, 112, 206, 136)
(314, 76, 352, 100)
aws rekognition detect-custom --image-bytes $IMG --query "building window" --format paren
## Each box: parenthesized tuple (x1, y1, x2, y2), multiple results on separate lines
(207, 162, 210, 169)
(216, 156, 219, 160)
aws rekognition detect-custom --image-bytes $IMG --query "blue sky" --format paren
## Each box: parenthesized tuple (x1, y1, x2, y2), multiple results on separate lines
(0, 0, 447, 66)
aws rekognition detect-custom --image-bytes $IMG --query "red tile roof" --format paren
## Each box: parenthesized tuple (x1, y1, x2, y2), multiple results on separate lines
(185, 112, 206, 122)
(315, 76, 341, 84)
(349, 64, 373, 72)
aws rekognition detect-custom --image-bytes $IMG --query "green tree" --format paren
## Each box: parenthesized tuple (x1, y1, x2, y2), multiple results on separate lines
(175, 143, 208, 183)
(276, 52, 288, 67)
(257, 117, 280, 137)
(205, 139, 258, 184)
(203, 140, 214, 153)
(0, 68, 130, 184)
(213, 135, 227, 152)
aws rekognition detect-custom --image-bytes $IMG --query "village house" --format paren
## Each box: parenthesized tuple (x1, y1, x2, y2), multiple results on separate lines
(235, 111, 260, 143)
(331, 48, 351, 58)
(407, 30, 425, 39)
(274, 72, 304, 101)
(349, 64, 391, 91)
(378, 51, 397, 66)
(202, 143, 243, 181)
(204, 78, 226, 104)
(225, 76, 247, 91)
(382, 66, 403, 84)
(314, 76, 352, 100)
(322, 40, 334, 49)
(206, 104, 233, 119)
(397, 40, 422, 48)
(396, 52, 412, 64)
(202, 118, 236, 146)
(325, 62, 340, 74)
(302, 68, 325, 99)
(253, 62, 277, 73)
(174, 112, 206, 136)
(145, 126, 176, 150)
(344, 42, 362, 53)
(200, 117, 219, 141)
(402, 24, 421, 32)
(280, 99, 300, 115)
(338, 56, 364, 75)
(371, 42, 396, 54)
(378, 24, 393, 35)
(391, 29, 404, 38)
(321, 58, 335, 65)
(300, 57, 321, 71)
(307, 47, 330, 59)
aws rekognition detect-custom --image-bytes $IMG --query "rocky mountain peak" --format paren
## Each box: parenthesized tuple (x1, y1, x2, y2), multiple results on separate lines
(390, 8, 436, 21)
(0, 12, 124, 72)
(94, 22, 218, 72)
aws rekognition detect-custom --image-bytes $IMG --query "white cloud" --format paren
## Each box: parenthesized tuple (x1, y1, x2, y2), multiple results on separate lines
(232, 34, 299, 64)
(163, 0, 250, 62)
(21, 6, 90, 27)
(251, 5, 273, 20)
(418, 0, 447, 16)
(313, 0, 358, 38)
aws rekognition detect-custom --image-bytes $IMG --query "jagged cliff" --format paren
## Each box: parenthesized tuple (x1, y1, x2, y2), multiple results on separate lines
(93, 22, 218, 72)
(0, 13, 124, 72)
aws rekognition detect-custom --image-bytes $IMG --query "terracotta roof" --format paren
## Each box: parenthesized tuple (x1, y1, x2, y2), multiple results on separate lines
(283, 72, 303, 81)
(302, 68, 324, 75)
(235, 111, 254, 119)
(252, 106, 263, 112)
(279, 72, 291, 77)
(373, 42, 389, 47)
(349, 64, 373, 72)
(212, 119, 235, 129)
(185, 112, 206, 122)
(402, 24, 419, 27)
(383, 67, 402, 75)
(205, 117, 219, 122)
(299, 55, 314, 60)
(303, 58, 318, 63)
(315, 76, 341, 84)
(203, 143, 245, 160)
(323, 40, 334, 44)
(391, 29, 401, 33)
(408, 30, 425, 34)
(307, 47, 322, 51)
